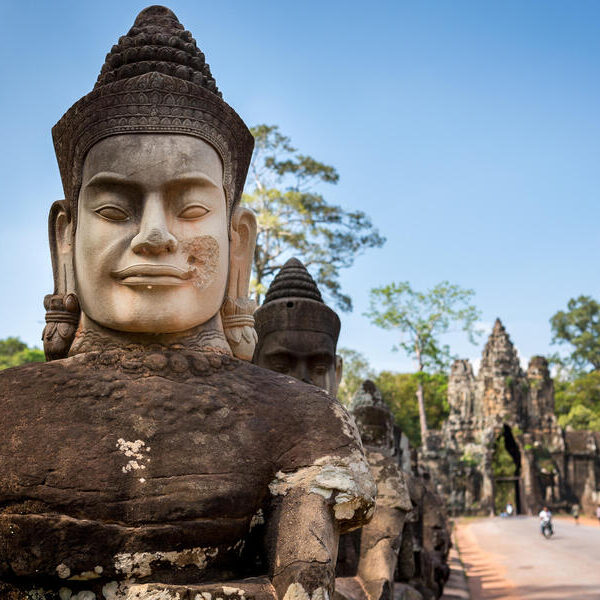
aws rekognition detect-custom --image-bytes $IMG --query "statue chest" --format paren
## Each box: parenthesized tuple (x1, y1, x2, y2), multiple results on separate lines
(1, 370, 277, 521)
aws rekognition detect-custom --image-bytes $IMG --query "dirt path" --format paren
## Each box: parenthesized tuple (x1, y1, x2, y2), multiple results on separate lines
(455, 516, 600, 600)
(455, 520, 520, 600)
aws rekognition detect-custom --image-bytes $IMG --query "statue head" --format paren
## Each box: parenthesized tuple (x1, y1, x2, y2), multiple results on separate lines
(253, 258, 342, 395)
(44, 5, 257, 360)
(350, 380, 395, 455)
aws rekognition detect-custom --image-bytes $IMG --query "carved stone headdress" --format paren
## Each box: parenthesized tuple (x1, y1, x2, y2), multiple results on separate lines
(52, 5, 254, 216)
(254, 258, 341, 354)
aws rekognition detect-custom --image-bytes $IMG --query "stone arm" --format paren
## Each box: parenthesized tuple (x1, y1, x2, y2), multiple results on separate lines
(352, 453, 412, 600)
(268, 488, 339, 600)
(266, 448, 376, 600)
(355, 506, 407, 600)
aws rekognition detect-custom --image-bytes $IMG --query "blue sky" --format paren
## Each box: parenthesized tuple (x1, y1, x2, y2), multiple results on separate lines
(1, 1, 599, 373)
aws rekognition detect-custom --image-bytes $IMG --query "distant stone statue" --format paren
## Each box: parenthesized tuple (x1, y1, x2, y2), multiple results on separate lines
(0, 7, 375, 599)
(253, 257, 342, 395)
(337, 382, 412, 600)
(254, 262, 411, 600)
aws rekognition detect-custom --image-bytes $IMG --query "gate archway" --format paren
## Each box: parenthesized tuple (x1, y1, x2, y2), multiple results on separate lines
(492, 424, 522, 514)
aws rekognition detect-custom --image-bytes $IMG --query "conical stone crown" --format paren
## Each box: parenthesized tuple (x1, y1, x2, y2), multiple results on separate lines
(52, 5, 254, 215)
(264, 258, 324, 304)
(95, 5, 220, 96)
(479, 317, 522, 377)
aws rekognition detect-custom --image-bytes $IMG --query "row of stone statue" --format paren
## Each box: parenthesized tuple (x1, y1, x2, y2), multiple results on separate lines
(255, 258, 452, 600)
(0, 6, 449, 600)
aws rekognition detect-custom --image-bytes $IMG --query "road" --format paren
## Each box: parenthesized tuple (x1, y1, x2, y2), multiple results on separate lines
(455, 516, 600, 600)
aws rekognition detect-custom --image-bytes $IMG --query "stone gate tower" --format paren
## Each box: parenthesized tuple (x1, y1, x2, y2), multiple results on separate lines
(422, 319, 600, 515)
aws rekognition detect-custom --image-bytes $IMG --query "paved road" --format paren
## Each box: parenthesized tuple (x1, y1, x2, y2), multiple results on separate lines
(457, 516, 600, 600)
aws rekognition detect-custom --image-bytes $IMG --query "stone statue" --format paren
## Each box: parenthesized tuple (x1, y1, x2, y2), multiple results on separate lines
(336, 382, 412, 600)
(0, 7, 375, 599)
(253, 258, 342, 396)
(253, 263, 411, 600)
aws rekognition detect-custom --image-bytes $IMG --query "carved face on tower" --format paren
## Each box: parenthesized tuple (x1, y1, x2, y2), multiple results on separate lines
(253, 258, 342, 395)
(45, 6, 257, 357)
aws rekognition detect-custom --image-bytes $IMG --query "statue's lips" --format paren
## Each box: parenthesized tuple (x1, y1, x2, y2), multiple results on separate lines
(112, 264, 191, 286)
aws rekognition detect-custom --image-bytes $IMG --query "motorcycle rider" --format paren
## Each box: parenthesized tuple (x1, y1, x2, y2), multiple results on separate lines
(539, 506, 553, 536)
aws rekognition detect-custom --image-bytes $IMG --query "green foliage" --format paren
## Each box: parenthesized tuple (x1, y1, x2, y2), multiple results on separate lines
(243, 124, 385, 311)
(492, 432, 518, 514)
(460, 450, 480, 469)
(373, 371, 449, 446)
(337, 348, 375, 406)
(555, 370, 600, 430)
(0, 337, 45, 369)
(550, 295, 600, 371)
(533, 446, 556, 473)
(492, 433, 517, 477)
(364, 281, 481, 371)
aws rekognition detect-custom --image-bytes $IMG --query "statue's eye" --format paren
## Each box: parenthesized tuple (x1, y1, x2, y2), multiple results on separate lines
(179, 205, 209, 219)
(95, 206, 129, 221)
(312, 364, 329, 376)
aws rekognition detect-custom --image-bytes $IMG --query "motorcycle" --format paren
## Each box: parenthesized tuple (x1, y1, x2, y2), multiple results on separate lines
(541, 519, 554, 538)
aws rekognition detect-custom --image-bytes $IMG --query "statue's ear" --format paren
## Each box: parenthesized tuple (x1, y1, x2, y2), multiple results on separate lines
(43, 200, 80, 361)
(221, 206, 258, 361)
(229, 206, 257, 294)
(335, 354, 344, 395)
(49, 200, 75, 295)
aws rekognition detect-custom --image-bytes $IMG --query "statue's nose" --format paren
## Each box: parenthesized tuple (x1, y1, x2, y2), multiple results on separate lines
(297, 362, 313, 386)
(131, 196, 177, 255)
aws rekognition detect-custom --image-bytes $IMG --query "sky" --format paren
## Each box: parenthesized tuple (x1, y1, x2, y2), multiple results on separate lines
(0, 0, 599, 373)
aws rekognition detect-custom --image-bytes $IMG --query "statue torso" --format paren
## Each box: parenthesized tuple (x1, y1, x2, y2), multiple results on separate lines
(0, 349, 357, 587)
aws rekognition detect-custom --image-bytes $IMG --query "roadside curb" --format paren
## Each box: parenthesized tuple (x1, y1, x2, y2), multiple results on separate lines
(440, 522, 470, 599)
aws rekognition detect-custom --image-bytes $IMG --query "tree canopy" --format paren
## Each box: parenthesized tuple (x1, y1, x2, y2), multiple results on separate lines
(337, 348, 375, 405)
(243, 124, 385, 311)
(365, 281, 480, 442)
(375, 371, 448, 447)
(554, 370, 600, 431)
(0, 337, 44, 369)
(550, 295, 600, 372)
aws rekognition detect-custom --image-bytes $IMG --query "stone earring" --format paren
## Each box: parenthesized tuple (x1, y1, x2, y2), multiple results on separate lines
(42, 293, 81, 361)
(221, 296, 258, 361)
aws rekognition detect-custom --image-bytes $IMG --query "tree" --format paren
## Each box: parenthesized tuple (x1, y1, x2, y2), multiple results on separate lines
(365, 281, 480, 444)
(550, 296, 600, 372)
(243, 125, 385, 311)
(0, 337, 45, 370)
(337, 348, 375, 405)
(554, 370, 600, 430)
(374, 371, 448, 446)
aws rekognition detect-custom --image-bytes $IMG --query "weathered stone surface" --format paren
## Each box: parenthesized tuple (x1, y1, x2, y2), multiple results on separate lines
(393, 583, 424, 600)
(0, 351, 375, 595)
(254, 261, 426, 600)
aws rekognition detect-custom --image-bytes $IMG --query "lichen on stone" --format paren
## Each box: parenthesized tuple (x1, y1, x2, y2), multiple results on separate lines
(269, 451, 376, 521)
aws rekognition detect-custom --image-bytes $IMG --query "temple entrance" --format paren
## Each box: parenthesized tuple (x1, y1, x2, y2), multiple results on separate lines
(492, 424, 522, 514)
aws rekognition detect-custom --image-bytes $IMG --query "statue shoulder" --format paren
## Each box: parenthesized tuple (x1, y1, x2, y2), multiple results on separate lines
(235, 363, 376, 531)
(237, 360, 359, 439)
(366, 450, 412, 511)
(0, 357, 86, 396)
